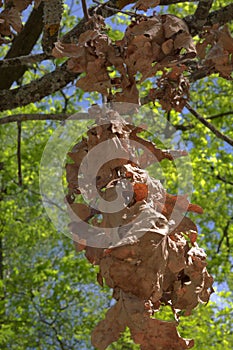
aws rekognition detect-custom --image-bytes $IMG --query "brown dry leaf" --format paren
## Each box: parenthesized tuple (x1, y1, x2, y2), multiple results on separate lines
(5, 7, 22, 33)
(76, 71, 111, 95)
(133, 183, 148, 201)
(52, 41, 80, 58)
(218, 25, 233, 54)
(92, 293, 194, 350)
(133, 0, 160, 12)
(171, 245, 214, 314)
(13, 0, 32, 11)
(68, 139, 88, 166)
(100, 229, 169, 300)
(198, 25, 233, 79)
(163, 193, 203, 216)
(0, 7, 22, 36)
(113, 83, 140, 104)
(162, 14, 189, 39)
(162, 38, 173, 55)
(69, 203, 92, 222)
(174, 31, 196, 57)
(130, 317, 194, 350)
(91, 298, 127, 350)
(170, 216, 197, 236)
(65, 163, 79, 188)
(125, 16, 163, 41)
(149, 68, 190, 112)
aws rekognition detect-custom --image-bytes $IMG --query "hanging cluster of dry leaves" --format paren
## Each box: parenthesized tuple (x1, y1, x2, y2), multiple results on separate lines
(53, 13, 196, 111)
(0, 0, 41, 44)
(196, 24, 233, 79)
(66, 106, 214, 350)
(52, 9, 233, 111)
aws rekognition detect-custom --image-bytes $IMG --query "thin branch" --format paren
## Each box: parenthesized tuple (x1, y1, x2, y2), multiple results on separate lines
(207, 111, 233, 120)
(217, 218, 232, 253)
(81, 0, 90, 20)
(0, 112, 90, 125)
(17, 122, 22, 186)
(215, 173, 233, 186)
(0, 53, 52, 69)
(198, 168, 233, 187)
(186, 102, 233, 147)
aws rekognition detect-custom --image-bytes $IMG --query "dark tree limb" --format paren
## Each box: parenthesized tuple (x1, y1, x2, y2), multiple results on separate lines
(0, 65, 78, 112)
(186, 102, 233, 147)
(0, 3, 44, 90)
(206, 3, 233, 27)
(217, 218, 232, 253)
(0, 113, 89, 124)
(193, 0, 214, 29)
(0, 53, 51, 69)
(81, 0, 90, 20)
(17, 122, 22, 186)
(210, 166, 233, 186)
(42, 0, 64, 54)
(207, 111, 233, 120)
(185, 2, 233, 34)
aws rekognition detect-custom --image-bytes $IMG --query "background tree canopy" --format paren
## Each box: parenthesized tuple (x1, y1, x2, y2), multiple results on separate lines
(0, 0, 232, 349)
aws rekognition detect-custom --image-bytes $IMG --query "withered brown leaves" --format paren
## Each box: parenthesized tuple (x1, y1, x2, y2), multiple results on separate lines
(53, 14, 197, 110)
(197, 24, 233, 79)
(65, 107, 214, 349)
(52, 10, 233, 109)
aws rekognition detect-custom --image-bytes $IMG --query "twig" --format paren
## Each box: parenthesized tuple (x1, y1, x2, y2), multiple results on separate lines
(81, 0, 90, 20)
(207, 111, 233, 120)
(0, 113, 90, 125)
(17, 122, 23, 186)
(186, 102, 233, 147)
(93, 0, 137, 16)
(0, 53, 52, 69)
(217, 218, 232, 253)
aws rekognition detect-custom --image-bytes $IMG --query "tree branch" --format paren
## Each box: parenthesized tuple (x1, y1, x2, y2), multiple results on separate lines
(217, 217, 232, 253)
(194, 0, 214, 25)
(184, 2, 233, 35)
(42, 0, 64, 54)
(0, 112, 90, 124)
(207, 111, 233, 120)
(209, 166, 233, 186)
(81, 0, 90, 20)
(0, 53, 51, 69)
(0, 65, 78, 112)
(183, 0, 214, 35)
(186, 102, 233, 147)
(17, 122, 22, 186)
(206, 3, 233, 27)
